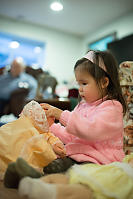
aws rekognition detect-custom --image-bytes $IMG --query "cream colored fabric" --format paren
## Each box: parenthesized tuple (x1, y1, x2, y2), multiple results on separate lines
(0, 100, 66, 179)
(0, 115, 56, 179)
(68, 155, 133, 199)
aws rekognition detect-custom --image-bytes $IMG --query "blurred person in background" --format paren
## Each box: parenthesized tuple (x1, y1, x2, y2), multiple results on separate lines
(0, 57, 37, 117)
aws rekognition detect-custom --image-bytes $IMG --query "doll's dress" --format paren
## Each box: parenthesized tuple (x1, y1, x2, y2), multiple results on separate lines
(0, 100, 64, 180)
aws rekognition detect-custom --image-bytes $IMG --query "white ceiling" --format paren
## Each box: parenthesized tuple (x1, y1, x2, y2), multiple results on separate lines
(0, 0, 133, 37)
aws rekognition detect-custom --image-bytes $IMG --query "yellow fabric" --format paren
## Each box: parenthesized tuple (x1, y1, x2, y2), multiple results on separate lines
(68, 158, 133, 199)
(0, 116, 56, 180)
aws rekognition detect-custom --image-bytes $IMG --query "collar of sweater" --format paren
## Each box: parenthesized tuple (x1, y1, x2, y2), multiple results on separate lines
(80, 95, 108, 107)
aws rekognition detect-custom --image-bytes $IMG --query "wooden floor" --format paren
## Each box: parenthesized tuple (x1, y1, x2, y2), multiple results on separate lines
(0, 181, 26, 199)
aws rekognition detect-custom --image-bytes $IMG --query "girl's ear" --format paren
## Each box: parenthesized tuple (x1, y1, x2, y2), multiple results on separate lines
(101, 77, 109, 89)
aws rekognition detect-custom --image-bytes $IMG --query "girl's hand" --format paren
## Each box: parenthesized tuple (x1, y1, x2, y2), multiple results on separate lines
(53, 143, 66, 158)
(40, 103, 51, 110)
(40, 103, 63, 120)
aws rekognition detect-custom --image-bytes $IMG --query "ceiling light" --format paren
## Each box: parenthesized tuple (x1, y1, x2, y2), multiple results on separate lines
(9, 41, 20, 48)
(50, 1, 63, 11)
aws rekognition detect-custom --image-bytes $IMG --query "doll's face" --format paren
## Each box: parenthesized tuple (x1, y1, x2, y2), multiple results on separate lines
(21, 100, 49, 133)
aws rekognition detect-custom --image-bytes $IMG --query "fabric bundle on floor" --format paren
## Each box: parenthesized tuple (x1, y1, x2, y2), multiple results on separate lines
(0, 100, 60, 180)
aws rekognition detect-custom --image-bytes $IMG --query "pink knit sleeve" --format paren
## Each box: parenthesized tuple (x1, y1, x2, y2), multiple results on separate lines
(64, 101, 123, 141)
(50, 123, 75, 144)
(59, 110, 72, 126)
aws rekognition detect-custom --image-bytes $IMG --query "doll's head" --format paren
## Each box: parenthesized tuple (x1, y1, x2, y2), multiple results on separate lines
(20, 100, 54, 133)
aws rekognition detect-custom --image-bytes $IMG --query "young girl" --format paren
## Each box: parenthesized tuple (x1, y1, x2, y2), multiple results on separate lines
(41, 50, 127, 174)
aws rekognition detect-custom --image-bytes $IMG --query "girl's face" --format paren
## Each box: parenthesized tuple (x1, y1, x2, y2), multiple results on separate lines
(75, 68, 103, 103)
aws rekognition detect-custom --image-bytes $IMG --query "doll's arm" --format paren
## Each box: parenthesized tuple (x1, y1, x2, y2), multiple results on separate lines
(43, 132, 66, 158)
(53, 142, 66, 158)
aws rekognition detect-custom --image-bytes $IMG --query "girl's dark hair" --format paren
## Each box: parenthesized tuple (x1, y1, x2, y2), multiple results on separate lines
(74, 50, 127, 115)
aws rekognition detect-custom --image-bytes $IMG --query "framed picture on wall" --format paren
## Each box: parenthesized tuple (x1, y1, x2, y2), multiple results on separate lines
(88, 32, 117, 51)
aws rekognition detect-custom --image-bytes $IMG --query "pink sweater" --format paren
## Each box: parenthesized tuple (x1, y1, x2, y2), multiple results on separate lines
(50, 98, 125, 164)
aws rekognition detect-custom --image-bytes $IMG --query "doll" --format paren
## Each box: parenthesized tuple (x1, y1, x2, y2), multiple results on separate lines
(20, 100, 66, 158)
(0, 100, 66, 180)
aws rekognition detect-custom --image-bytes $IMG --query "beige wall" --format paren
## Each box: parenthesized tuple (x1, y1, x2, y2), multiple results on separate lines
(0, 11, 133, 83)
(0, 15, 83, 83)
(83, 12, 133, 53)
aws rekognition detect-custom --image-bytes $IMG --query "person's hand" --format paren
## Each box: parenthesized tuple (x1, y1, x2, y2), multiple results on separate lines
(53, 143, 66, 158)
(40, 103, 63, 120)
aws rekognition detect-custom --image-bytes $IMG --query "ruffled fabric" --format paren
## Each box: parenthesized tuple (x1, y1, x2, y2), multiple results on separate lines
(68, 157, 133, 199)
